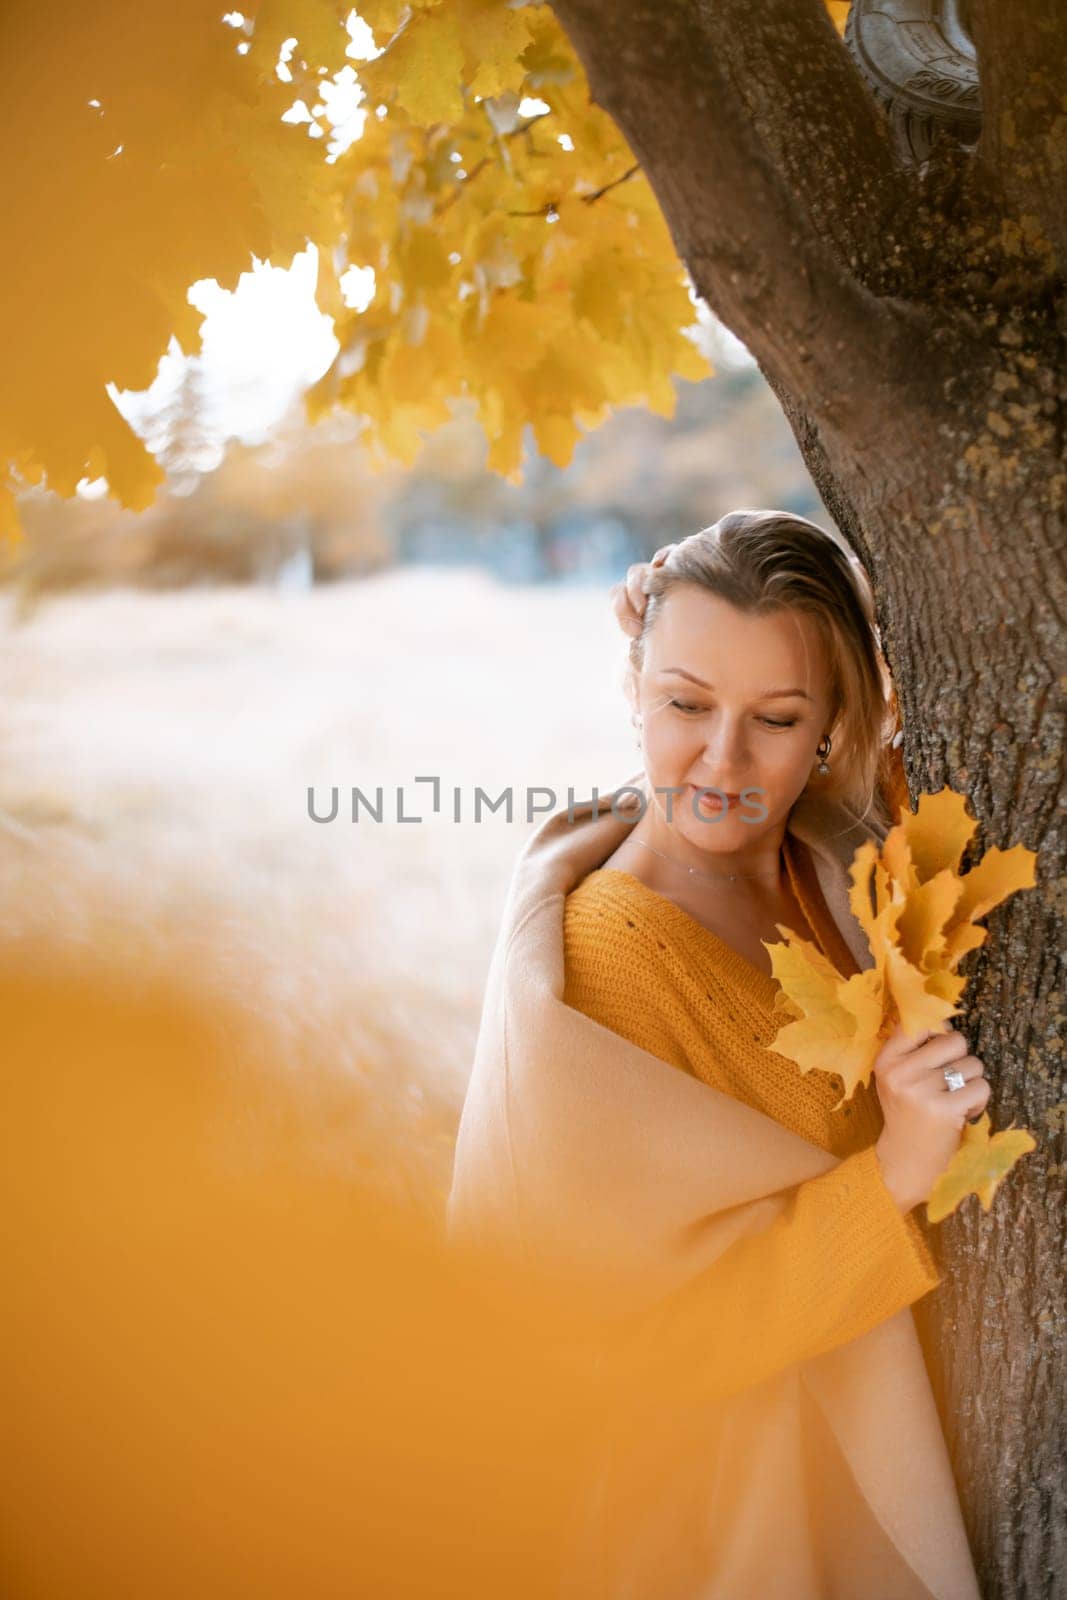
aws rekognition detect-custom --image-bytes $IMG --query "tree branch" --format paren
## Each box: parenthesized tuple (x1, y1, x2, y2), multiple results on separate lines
(971, 0, 1067, 278)
(547, 0, 966, 448)
(693, 0, 913, 292)
(505, 163, 640, 218)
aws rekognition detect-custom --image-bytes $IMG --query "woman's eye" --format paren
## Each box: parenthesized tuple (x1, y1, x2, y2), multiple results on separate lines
(671, 694, 796, 732)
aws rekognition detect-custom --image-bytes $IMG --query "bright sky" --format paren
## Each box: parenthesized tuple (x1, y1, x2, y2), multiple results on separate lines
(111, 246, 343, 481)
(87, 12, 749, 500)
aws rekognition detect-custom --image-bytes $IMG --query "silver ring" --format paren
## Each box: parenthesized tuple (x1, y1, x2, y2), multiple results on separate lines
(943, 1067, 967, 1093)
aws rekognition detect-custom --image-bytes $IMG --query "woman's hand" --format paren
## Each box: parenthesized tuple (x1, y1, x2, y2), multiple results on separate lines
(609, 543, 677, 638)
(872, 1025, 992, 1213)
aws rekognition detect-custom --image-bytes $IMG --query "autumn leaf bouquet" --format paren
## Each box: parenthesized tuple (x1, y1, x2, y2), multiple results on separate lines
(765, 790, 1037, 1221)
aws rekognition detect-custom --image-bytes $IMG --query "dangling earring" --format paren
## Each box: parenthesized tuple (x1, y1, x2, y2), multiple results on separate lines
(633, 712, 643, 749)
(815, 733, 832, 776)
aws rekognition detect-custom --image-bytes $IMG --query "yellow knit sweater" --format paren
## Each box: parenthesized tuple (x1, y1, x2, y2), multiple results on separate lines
(562, 835, 941, 1398)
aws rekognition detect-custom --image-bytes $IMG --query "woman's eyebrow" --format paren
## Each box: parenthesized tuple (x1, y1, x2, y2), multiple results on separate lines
(659, 668, 812, 702)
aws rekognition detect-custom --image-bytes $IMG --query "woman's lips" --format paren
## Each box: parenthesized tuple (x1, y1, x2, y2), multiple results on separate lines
(689, 786, 741, 812)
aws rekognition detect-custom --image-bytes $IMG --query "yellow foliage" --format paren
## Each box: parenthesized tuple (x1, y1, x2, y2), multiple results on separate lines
(0, 0, 350, 544)
(457, 0, 536, 101)
(360, 7, 468, 123)
(317, 2, 712, 481)
(765, 788, 1038, 1216)
(3, 0, 711, 537)
(926, 1113, 1037, 1223)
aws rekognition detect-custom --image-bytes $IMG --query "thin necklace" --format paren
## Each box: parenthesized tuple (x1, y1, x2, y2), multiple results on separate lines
(630, 833, 783, 886)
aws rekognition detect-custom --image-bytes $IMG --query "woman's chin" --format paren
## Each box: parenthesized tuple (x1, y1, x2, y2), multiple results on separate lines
(663, 790, 778, 845)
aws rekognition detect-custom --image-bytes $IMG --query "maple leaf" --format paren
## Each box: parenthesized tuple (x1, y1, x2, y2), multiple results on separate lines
(458, 0, 535, 100)
(0, 0, 716, 536)
(765, 930, 884, 1109)
(765, 787, 1039, 1220)
(926, 1113, 1037, 1223)
(359, 7, 468, 125)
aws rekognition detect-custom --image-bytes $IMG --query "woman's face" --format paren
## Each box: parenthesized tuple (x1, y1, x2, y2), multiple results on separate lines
(635, 584, 835, 855)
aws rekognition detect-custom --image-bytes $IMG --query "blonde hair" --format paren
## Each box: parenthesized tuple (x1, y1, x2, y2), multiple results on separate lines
(628, 509, 895, 824)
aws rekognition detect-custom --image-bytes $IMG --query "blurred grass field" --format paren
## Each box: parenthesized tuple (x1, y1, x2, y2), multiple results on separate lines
(1, 567, 644, 1597)
(0, 566, 636, 1211)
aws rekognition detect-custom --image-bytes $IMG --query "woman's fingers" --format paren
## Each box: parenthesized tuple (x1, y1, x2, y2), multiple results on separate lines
(879, 1024, 969, 1078)
(944, 1054, 985, 1082)
(951, 1074, 992, 1128)
(610, 574, 645, 638)
(611, 544, 678, 638)
(933, 1055, 989, 1126)
(625, 561, 652, 616)
(878, 1035, 988, 1109)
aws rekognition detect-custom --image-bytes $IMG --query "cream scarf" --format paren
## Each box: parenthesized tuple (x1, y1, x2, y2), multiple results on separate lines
(446, 769, 980, 1599)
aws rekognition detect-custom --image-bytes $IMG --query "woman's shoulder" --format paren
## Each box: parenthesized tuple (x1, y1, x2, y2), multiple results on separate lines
(562, 871, 699, 1071)
(566, 870, 640, 961)
(564, 867, 675, 944)
(563, 869, 697, 1012)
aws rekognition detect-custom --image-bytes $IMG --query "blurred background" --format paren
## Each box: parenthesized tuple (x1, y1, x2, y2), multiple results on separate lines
(1, 228, 829, 1600)
(9, 0, 1055, 1591)
(0, 253, 826, 1214)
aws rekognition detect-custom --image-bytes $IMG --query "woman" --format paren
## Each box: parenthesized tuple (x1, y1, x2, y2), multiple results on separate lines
(447, 511, 985, 1599)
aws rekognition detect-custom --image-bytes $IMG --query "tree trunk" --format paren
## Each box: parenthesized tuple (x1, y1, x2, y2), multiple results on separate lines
(801, 410, 1067, 1598)
(549, 2, 1067, 1591)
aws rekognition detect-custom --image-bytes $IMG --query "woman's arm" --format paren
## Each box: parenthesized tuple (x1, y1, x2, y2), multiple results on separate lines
(617, 1141, 940, 1406)
(563, 894, 940, 1404)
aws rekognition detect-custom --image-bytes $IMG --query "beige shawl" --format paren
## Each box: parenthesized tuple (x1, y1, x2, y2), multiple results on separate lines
(446, 768, 980, 1600)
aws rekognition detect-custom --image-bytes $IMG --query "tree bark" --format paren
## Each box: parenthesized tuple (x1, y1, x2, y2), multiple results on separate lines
(550, 2, 1067, 1592)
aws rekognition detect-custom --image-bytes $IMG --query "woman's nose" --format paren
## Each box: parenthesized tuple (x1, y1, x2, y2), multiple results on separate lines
(702, 717, 747, 771)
